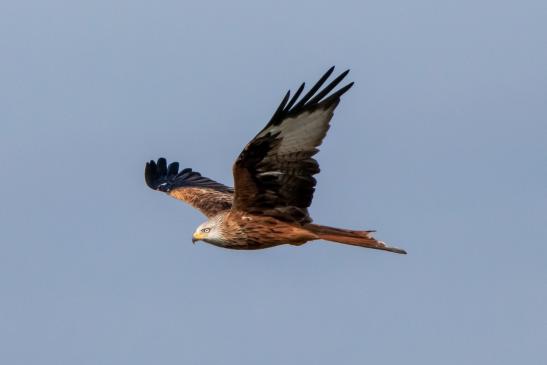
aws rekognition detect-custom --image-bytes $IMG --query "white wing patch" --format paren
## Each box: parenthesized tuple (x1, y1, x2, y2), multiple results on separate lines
(259, 105, 336, 156)
(257, 171, 285, 177)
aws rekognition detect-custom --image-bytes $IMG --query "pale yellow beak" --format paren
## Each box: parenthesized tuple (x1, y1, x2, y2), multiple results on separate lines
(192, 232, 204, 244)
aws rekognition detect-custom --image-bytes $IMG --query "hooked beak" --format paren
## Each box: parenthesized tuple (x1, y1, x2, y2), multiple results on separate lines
(192, 232, 203, 244)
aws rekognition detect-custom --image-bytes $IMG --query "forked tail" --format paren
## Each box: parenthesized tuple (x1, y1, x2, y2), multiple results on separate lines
(305, 224, 407, 254)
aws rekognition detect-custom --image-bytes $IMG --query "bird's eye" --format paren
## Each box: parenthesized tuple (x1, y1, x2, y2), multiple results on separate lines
(201, 228, 211, 233)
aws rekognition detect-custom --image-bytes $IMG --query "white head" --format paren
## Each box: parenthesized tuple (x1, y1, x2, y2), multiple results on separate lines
(191, 215, 225, 244)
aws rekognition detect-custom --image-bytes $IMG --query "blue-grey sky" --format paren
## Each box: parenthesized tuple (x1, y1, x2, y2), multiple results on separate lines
(1, 1, 546, 364)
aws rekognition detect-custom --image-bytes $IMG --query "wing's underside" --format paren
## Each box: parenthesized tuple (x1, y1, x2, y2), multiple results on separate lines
(232, 67, 354, 224)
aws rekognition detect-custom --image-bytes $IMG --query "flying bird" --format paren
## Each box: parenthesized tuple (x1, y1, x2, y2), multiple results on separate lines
(145, 67, 406, 254)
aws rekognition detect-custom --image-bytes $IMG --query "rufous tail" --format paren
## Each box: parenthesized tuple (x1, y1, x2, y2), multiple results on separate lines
(305, 224, 407, 254)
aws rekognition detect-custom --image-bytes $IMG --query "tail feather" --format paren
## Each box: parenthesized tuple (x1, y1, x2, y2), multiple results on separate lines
(305, 224, 407, 254)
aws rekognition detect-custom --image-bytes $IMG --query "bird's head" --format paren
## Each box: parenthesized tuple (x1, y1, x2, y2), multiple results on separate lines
(192, 219, 223, 244)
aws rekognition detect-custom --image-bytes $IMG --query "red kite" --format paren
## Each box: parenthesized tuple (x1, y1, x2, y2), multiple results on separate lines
(145, 67, 406, 254)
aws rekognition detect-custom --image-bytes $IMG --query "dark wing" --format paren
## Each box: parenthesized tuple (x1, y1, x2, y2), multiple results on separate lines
(145, 158, 233, 218)
(232, 67, 353, 224)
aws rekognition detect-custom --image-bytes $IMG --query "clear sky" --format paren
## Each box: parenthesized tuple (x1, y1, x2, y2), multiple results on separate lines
(1, 0, 546, 364)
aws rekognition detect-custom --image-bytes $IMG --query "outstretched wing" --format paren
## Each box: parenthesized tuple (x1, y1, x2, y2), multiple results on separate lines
(145, 158, 233, 218)
(232, 67, 353, 224)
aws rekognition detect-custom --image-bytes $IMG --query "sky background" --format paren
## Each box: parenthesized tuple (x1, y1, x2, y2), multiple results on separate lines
(1, 0, 546, 364)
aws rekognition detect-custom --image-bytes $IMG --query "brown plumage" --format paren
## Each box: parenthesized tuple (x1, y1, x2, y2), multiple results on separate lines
(145, 67, 406, 254)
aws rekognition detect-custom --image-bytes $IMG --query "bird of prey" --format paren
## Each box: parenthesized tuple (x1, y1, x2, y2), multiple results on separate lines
(145, 67, 406, 254)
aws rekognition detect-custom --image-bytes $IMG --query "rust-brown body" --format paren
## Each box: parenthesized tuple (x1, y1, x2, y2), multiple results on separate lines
(211, 211, 319, 250)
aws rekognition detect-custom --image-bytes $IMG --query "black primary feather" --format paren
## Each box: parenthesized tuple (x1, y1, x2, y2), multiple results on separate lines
(145, 158, 233, 193)
(266, 66, 353, 128)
